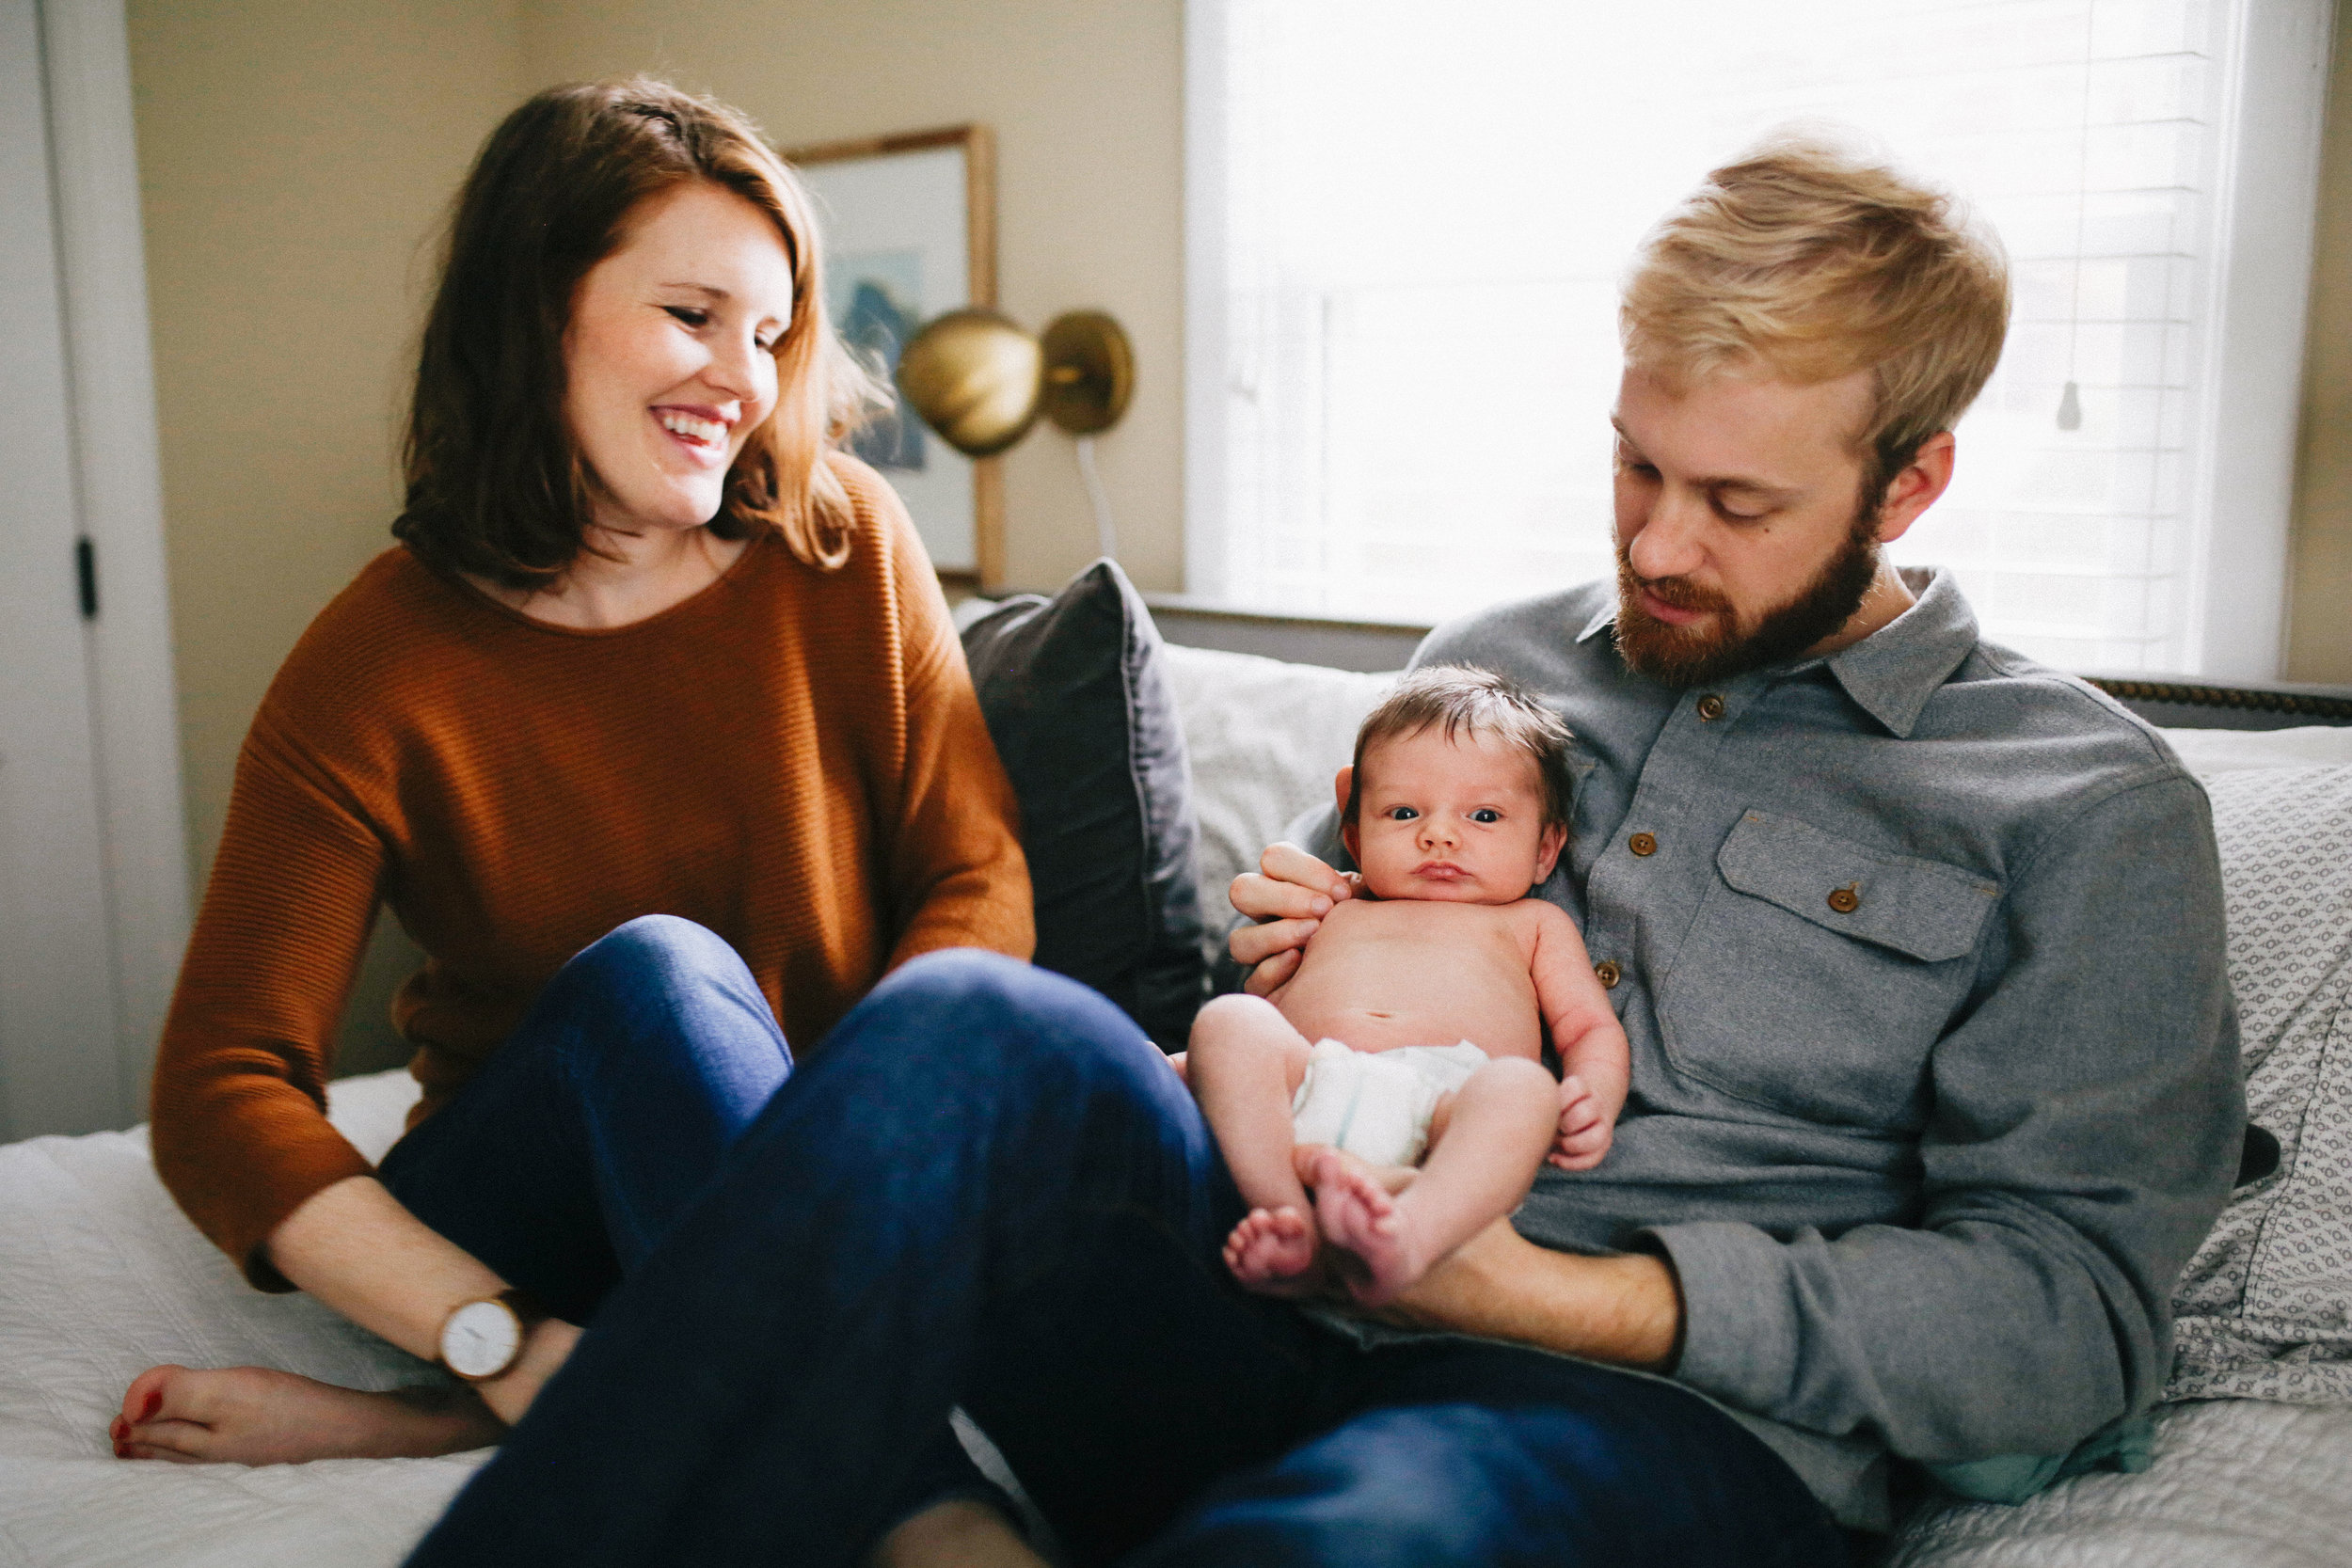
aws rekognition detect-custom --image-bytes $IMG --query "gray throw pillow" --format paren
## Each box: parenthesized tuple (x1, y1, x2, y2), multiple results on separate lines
(961, 562, 1206, 1046)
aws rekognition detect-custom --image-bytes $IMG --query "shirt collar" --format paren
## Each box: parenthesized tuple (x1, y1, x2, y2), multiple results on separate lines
(1579, 566, 1979, 736)
(1821, 566, 1979, 737)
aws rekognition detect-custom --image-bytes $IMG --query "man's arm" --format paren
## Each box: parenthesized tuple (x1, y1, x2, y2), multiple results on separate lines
(1380, 1221, 1681, 1372)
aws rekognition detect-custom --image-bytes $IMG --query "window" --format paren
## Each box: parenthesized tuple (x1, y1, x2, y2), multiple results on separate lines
(1184, 0, 2332, 676)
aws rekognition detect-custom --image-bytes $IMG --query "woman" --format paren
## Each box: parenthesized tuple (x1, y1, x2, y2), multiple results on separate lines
(116, 77, 1046, 1560)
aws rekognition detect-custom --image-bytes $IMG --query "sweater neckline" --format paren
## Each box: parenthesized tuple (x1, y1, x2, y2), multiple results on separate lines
(446, 528, 772, 641)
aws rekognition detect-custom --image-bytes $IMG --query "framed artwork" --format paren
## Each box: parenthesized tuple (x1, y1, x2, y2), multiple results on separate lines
(787, 123, 1001, 585)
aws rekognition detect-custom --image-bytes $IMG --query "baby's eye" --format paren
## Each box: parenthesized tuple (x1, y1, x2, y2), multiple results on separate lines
(1470, 809, 1501, 824)
(1385, 806, 1420, 821)
(664, 306, 710, 328)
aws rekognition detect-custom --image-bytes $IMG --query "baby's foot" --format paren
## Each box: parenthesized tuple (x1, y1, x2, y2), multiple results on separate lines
(1223, 1205, 1319, 1294)
(1307, 1148, 1428, 1307)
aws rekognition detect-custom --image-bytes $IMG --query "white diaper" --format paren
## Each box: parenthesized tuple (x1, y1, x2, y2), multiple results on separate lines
(1289, 1039, 1489, 1167)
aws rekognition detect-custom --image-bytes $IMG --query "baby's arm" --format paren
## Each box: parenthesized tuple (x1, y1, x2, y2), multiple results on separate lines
(1522, 901, 1631, 1169)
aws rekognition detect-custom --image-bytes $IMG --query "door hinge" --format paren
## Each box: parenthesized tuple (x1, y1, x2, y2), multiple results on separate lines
(75, 537, 97, 620)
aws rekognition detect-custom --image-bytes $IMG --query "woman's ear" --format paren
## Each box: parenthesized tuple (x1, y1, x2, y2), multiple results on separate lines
(1534, 822, 1567, 885)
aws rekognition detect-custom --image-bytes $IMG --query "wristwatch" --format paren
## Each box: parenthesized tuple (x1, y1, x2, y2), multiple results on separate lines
(437, 1288, 548, 1383)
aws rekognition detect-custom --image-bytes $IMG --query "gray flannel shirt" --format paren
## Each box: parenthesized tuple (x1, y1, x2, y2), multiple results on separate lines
(1283, 568, 2243, 1526)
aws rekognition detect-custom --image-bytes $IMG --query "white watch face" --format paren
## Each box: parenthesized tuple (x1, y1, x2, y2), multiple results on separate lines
(441, 1298, 523, 1380)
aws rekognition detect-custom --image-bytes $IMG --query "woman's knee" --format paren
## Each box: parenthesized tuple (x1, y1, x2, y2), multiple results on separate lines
(564, 914, 739, 994)
(868, 950, 1148, 1064)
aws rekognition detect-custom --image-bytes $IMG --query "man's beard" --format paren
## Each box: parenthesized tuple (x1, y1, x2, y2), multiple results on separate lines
(1612, 509, 1883, 689)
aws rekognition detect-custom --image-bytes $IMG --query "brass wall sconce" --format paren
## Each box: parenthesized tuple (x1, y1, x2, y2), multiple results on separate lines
(896, 309, 1134, 458)
(896, 308, 1135, 561)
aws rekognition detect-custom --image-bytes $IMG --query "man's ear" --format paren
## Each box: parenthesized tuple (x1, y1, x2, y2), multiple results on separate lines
(1871, 431, 1956, 546)
(1533, 822, 1567, 885)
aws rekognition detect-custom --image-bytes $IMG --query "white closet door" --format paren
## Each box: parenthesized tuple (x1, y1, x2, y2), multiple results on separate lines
(0, 0, 125, 1139)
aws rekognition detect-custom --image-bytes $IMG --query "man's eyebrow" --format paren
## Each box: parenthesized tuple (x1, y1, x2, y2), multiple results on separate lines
(1609, 420, 1803, 501)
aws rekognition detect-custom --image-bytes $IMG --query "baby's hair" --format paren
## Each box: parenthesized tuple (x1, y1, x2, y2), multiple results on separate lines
(1345, 666, 1575, 829)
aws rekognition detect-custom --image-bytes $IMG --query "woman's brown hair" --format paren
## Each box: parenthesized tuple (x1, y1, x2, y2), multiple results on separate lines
(393, 77, 886, 586)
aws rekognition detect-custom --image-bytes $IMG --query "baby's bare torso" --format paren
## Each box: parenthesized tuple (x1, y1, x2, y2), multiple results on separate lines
(1272, 897, 1545, 1059)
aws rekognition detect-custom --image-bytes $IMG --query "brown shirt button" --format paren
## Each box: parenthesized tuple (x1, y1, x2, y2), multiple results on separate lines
(1696, 693, 1726, 721)
(1629, 832, 1658, 857)
(1594, 958, 1622, 990)
(1827, 882, 1862, 914)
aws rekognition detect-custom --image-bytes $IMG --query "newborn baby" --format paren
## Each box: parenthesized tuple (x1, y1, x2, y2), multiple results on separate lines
(1186, 666, 1629, 1305)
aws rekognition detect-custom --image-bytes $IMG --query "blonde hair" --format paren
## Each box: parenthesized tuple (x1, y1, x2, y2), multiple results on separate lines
(1620, 129, 2010, 499)
(397, 77, 890, 586)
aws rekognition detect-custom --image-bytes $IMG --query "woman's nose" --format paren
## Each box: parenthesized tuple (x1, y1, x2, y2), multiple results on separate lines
(705, 333, 765, 402)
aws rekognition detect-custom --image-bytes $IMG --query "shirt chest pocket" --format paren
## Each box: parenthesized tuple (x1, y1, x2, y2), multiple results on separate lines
(1657, 810, 2001, 1128)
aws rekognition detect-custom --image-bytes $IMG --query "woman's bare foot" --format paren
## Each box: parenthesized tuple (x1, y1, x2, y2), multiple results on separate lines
(111, 1364, 503, 1465)
(1309, 1148, 1429, 1306)
(1224, 1205, 1321, 1293)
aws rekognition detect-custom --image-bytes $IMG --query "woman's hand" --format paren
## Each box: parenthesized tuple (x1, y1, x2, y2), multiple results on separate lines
(1228, 843, 1358, 994)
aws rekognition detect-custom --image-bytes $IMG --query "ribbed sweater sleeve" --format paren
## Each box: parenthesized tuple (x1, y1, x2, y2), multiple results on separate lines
(150, 719, 384, 1283)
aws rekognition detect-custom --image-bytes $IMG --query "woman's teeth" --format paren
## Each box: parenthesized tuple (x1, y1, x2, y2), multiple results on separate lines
(658, 410, 725, 445)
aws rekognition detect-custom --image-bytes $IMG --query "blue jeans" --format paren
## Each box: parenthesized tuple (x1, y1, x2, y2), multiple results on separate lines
(394, 921, 1843, 1566)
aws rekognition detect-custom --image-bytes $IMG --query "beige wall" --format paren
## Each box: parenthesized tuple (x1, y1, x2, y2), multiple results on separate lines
(2288, 0, 2352, 683)
(519, 0, 1185, 597)
(130, 0, 529, 1068)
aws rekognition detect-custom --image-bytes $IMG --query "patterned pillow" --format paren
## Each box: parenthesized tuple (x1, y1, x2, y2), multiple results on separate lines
(2169, 764, 2352, 1403)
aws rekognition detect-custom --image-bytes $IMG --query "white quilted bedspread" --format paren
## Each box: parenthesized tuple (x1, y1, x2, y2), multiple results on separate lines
(1889, 1399, 2352, 1567)
(0, 1071, 477, 1567)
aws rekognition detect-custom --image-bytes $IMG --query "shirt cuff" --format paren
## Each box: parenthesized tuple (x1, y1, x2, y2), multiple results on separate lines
(1642, 1220, 1804, 1417)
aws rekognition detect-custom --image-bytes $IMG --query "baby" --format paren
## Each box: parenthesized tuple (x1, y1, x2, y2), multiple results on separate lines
(1186, 666, 1629, 1306)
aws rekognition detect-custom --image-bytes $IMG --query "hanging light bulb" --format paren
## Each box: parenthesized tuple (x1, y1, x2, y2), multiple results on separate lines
(2057, 380, 2082, 432)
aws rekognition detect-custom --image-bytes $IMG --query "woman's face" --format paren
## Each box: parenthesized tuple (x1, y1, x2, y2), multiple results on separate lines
(564, 182, 795, 537)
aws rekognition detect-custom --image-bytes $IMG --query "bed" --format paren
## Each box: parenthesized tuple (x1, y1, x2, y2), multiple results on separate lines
(3, 623, 2347, 1566)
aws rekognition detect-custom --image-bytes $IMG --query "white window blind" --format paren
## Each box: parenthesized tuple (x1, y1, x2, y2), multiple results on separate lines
(1184, 0, 2331, 676)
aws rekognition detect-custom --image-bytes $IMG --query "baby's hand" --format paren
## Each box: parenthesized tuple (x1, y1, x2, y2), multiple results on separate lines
(1549, 1074, 1613, 1171)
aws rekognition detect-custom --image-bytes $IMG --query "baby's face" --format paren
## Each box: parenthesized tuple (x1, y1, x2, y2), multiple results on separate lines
(1340, 725, 1566, 904)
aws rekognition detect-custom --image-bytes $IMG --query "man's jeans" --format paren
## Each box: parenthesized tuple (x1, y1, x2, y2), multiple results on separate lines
(389, 918, 1844, 1566)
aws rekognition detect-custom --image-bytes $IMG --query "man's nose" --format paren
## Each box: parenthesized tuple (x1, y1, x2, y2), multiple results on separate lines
(1626, 486, 1710, 581)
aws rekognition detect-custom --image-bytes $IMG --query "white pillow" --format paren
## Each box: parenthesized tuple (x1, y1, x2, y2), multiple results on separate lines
(2157, 724, 2352, 777)
(1160, 645, 1397, 952)
(2164, 762, 2352, 1403)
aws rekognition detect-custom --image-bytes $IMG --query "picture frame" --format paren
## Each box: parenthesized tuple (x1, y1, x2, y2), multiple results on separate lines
(787, 123, 1001, 587)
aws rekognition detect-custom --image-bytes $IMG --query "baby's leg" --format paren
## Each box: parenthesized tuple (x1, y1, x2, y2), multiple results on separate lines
(1314, 1056, 1557, 1306)
(1185, 995, 1318, 1288)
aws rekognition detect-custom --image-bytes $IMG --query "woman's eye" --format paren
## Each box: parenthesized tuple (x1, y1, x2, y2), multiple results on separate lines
(1470, 809, 1500, 824)
(664, 306, 709, 328)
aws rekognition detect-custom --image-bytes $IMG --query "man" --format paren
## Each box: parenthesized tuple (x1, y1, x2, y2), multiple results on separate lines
(404, 137, 2241, 1567)
(1226, 134, 2243, 1531)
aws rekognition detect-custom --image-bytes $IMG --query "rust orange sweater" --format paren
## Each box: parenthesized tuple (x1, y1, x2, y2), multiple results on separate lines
(151, 459, 1032, 1285)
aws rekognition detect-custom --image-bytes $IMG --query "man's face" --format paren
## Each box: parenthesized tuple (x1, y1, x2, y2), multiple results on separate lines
(1609, 364, 1887, 688)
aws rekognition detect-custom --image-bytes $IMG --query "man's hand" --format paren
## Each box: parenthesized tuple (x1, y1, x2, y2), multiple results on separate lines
(1228, 842, 1358, 994)
(1374, 1218, 1682, 1372)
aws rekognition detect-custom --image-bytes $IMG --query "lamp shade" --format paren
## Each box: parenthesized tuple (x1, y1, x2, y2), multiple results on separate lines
(894, 309, 1043, 458)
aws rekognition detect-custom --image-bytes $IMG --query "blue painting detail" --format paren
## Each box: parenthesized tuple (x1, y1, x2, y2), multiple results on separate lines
(827, 249, 927, 472)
